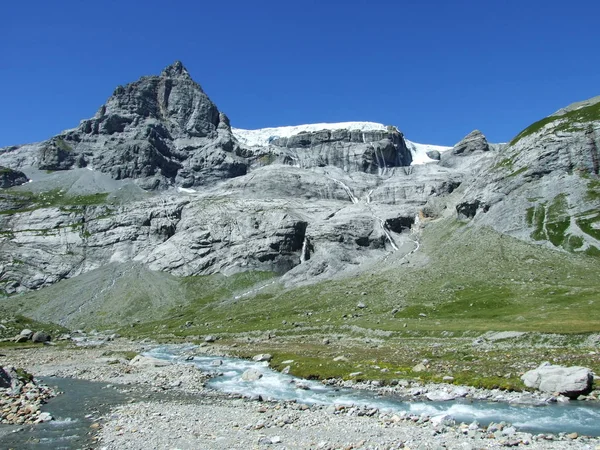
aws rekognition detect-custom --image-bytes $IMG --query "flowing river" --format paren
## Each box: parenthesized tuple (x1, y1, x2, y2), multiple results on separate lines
(2, 345, 599, 449)
(146, 345, 600, 437)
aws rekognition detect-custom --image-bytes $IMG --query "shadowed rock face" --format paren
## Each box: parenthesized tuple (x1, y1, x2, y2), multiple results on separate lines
(0, 166, 28, 188)
(451, 130, 489, 155)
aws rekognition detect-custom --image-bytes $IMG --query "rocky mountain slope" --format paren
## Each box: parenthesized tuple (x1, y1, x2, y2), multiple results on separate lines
(0, 62, 598, 330)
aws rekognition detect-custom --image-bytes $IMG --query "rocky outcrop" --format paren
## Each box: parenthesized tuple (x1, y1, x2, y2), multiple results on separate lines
(451, 130, 489, 155)
(0, 166, 28, 188)
(521, 362, 594, 399)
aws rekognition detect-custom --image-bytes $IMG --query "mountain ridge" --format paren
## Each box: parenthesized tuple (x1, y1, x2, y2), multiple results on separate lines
(0, 61, 598, 337)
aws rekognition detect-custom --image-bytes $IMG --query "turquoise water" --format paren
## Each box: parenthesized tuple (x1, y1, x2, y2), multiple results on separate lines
(148, 345, 600, 437)
(0, 378, 129, 449)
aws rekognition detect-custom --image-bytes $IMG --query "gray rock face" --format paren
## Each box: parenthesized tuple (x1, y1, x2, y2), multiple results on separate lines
(265, 127, 412, 173)
(0, 367, 11, 388)
(521, 362, 593, 399)
(0, 166, 28, 188)
(426, 150, 441, 161)
(0, 155, 466, 295)
(451, 130, 490, 155)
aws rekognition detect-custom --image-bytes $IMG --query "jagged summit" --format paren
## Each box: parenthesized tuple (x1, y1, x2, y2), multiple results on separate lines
(161, 60, 192, 80)
(0, 62, 246, 189)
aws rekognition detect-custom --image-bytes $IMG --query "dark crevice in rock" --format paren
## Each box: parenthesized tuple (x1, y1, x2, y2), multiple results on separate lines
(457, 200, 488, 220)
(385, 216, 415, 233)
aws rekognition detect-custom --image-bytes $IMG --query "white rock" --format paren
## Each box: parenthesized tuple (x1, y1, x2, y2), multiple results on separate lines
(241, 369, 263, 382)
(521, 362, 593, 399)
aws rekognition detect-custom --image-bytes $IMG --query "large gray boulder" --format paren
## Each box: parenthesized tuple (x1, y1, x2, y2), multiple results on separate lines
(521, 362, 594, 399)
(31, 331, 51, 343)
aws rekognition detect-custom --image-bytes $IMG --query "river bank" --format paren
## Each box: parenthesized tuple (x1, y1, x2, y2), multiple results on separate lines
(1, 339, 600, 449)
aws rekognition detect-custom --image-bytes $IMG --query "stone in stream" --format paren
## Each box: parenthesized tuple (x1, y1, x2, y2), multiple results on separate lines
(241, 369, 263, 381)
(37, 412, 53, 423)
(252, 353, 272, 362)
(521, 362, 593, 399)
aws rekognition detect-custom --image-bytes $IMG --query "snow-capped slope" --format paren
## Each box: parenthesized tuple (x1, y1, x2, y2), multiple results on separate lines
(232, 122, 452, 166)
(232, 122, 387, 147)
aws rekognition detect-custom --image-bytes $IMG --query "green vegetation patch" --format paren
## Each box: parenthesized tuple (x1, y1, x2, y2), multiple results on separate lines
(0, 189, 110, 215)
(545, 194, 570, 247)
(510, 101, 600, 146)
(507, 166, 528, 178)
(587, 179, 600, 201)
(493, 157, 515, 171)
(527, 195, 589, 253)
(576, 209, 600, 241)
(54, 138, 73, 152)
(525, 207, 535, 227)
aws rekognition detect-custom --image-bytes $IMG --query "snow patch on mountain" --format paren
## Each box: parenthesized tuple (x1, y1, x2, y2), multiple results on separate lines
(232, 122, 451, 166)
(405, 140, 452, 165)
(232, 122, 387, 147)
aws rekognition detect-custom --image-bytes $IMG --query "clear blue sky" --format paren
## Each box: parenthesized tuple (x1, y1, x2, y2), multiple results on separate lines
(1, 0, 599, 147)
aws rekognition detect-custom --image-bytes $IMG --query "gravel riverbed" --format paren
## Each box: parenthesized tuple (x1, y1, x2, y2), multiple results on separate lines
(1, 340, 600, 450)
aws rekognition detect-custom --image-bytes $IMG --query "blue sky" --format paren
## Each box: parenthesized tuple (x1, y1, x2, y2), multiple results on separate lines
(1, 0, 599, 147)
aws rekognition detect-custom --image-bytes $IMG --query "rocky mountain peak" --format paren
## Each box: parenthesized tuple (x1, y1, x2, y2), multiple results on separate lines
(161, 60, 192, 80)
(0, 62, 250, 189)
